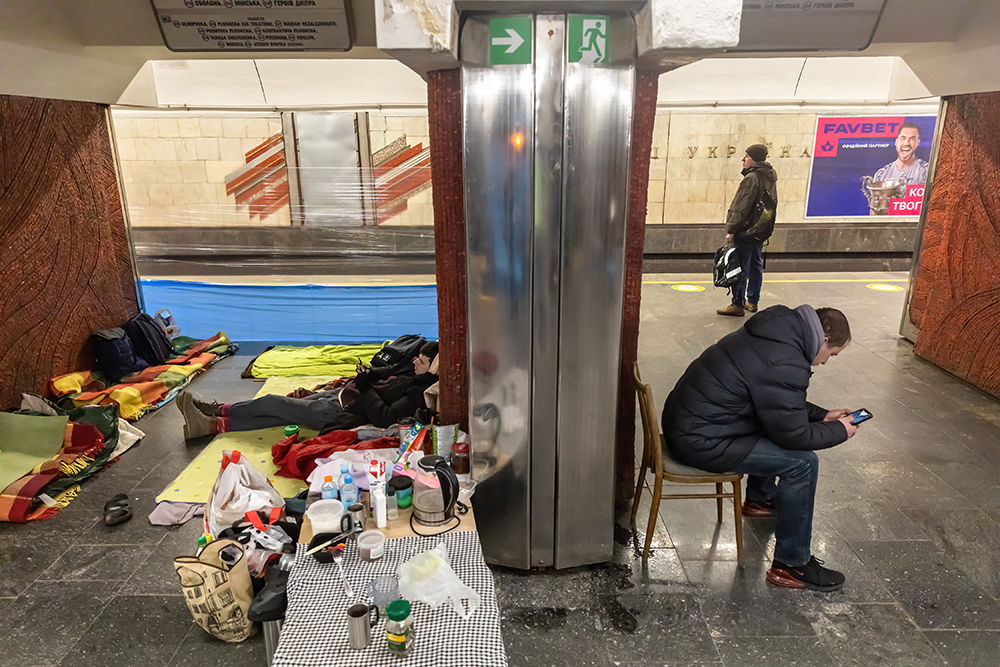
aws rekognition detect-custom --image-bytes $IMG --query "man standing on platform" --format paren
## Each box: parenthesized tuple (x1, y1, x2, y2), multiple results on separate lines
(717, 144, 778, 317)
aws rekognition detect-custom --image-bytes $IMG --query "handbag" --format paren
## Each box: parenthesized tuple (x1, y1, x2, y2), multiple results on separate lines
(174, 538, 257, 642)
(714, 244, 743, 290)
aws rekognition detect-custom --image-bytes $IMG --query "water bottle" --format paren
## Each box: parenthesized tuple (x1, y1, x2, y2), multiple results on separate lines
(321, 475, 339, 501)
(338, 463, 351, 493)
(386, 485, 399, 521)
(341, 474, 359, 509)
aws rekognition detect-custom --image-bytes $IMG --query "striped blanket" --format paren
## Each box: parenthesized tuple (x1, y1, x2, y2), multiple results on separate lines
(0, 404, 120, 522)
(49, 332, 236, 420)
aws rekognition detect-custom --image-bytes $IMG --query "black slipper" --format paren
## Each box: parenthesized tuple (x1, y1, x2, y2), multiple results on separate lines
(103, 494, 133, 526)
(104, 493, 128, 513)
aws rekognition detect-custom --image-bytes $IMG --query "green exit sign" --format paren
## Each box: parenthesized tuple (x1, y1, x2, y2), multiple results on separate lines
(489, 17, 532, 65)
(568, 15, 610, 64)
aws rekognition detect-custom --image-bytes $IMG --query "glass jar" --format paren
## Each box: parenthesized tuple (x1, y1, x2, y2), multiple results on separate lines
(385, 599, 414, 657)
(450, 441, 471, 476)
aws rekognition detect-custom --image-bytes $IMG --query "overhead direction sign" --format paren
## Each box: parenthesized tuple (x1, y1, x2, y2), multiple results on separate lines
(568, 15, 609, 64)
(489, 17, 532, 65)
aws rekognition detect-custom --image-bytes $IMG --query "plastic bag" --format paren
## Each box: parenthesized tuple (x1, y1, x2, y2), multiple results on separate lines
(205, 450, 285, 537)
(397, 541, 481, 620)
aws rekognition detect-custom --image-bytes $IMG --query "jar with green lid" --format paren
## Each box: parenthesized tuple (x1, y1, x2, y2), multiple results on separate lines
(284, 424, 299, 438)
(385, 599, 414, 657)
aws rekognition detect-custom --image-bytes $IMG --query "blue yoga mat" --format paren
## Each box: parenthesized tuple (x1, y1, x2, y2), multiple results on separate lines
(140, 280, 438, 342)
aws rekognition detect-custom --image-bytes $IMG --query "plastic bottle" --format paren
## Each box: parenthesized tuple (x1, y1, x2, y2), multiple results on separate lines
(321, 475, 339, 501)
(195, 534, 209, 556)
(337, 463, 351, 493)
(386, 599, 414, 657)
(373, 482, 387, 528)
(386, 485, 399, 521)
(341, 474, 359, 509)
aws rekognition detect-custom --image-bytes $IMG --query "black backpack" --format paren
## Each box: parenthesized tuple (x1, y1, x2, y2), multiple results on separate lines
(370, 334, 426, 375)
(91, 327, 149, 384)
(736, 189, 777, 245)
(714, 244, 743, 290)
(122, 313, 174, 366)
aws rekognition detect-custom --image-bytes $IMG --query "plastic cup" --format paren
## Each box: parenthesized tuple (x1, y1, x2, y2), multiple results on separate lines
(367, 575, 400, 609)
(357, 530, 386, 561)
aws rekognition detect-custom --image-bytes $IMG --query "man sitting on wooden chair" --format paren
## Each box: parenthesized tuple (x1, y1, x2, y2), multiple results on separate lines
(661, 306, 857, 592)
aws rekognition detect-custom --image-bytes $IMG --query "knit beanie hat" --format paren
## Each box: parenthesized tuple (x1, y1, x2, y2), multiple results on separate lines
(745, 144, 768, 163)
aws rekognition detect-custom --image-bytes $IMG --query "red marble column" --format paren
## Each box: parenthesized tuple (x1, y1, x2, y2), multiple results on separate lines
(615, 70, 660, 504)
(910, 92, 1000, 399)
(427, 69, 470, 430)
(0, 95, 139, 410)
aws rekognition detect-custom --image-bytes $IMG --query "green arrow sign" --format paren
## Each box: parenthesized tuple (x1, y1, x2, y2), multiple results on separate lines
(568, 15, 610, 64)
(489, 17, 532, 65)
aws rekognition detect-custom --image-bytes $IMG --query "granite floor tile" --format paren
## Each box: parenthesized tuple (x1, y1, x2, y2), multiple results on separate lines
(0, 581, 119, 667)
(117, 518, 203, 597)
(59, 595, 194, 667)
(77, 492, 168, 546)
(714, 636, 837, 667)
(849, 461, 976, 511)
(658, 496, 746, 563)
(601, 592, 719, 664)
(900, 508, 1000, 598)
(922, 629, 1000, 667)
(0, 510, 100, 596)
(494, 565, 599, 610)
(805, 603, 946, 666)
(920, 461, 1000, 523)
(501, 607, 611, 666)
(853, 541, 1000, 630)
(38, 544, 155, 582)
(696, 579, 818, 638)
(165, 623, 266, 667)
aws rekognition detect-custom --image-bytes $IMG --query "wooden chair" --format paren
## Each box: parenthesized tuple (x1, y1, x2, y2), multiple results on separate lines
(630, 362, 744, 564)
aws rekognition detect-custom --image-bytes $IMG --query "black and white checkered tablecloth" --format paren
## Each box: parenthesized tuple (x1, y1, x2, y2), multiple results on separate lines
(272, 531, 508, 667)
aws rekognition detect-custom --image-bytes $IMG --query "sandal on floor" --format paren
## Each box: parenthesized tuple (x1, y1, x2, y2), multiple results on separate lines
(103, 494, 133, 526)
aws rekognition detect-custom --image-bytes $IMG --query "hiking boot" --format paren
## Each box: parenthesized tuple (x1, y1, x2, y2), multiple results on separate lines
(178, 392, 217, 440)
(767, 556, 845, 592)
(742, 499, 775, 517)
(745, 302, 758, 313)
(716, 304, 745, 317)
(188, 393, 223, 417)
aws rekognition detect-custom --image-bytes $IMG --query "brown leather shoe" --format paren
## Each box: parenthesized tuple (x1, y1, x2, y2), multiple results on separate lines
(745, 302, 758, 313)
(742, 500, 775, 517)
(716, 304, 745, 317)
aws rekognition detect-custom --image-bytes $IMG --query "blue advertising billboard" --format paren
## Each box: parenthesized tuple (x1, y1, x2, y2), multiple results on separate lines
(805, 115, 937, 218)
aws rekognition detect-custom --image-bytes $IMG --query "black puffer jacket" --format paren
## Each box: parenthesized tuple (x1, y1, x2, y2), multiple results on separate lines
(661, 305, 847, 472)
(320, 372, 437, 433)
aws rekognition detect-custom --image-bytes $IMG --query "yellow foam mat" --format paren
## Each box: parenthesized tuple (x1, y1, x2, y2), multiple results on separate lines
(155, 427, 318, 503)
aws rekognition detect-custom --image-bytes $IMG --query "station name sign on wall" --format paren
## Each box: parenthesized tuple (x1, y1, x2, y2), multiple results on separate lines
(150, 0, 351, 52)
(734, 0, 887, 52)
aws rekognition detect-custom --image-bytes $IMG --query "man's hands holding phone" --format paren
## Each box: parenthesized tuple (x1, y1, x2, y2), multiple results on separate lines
(824, 408, 858, 439)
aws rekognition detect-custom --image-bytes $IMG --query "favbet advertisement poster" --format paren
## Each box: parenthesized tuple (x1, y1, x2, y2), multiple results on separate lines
(805, 115, 937, 218)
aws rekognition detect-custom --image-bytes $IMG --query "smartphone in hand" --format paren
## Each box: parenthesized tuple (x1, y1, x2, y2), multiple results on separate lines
(848, 408, 873, 425)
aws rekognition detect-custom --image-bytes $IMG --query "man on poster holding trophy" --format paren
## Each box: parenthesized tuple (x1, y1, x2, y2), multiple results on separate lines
(863, 122, 928, 215)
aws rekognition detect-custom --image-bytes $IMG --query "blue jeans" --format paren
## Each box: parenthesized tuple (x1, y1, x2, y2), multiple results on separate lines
(732, 238, 763, 308)
(730, 437, 819, 567)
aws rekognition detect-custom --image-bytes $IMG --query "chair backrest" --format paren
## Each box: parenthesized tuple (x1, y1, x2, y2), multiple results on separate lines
(632, 362, 664, 473)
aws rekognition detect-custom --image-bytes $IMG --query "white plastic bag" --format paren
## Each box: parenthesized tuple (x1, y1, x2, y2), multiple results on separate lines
(397, 541, 481, 620)
(205, 450, 285, 537)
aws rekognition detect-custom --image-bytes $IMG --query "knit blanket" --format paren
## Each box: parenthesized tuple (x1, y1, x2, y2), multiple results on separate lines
(249, 343, 386, 378)
(49, 332, 236, 420)
(0, 404, 120, 522)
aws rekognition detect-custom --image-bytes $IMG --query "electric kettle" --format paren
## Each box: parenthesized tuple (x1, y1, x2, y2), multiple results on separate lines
(412, 455, 459, 526)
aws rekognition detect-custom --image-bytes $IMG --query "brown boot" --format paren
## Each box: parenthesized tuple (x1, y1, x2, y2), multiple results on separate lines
(746, 302, 758, 313)
(716, 304, 745, 317)
(177, 392, 218, 440)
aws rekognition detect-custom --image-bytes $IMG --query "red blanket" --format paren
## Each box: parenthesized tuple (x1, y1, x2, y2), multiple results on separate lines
(271, 431, 400, 480)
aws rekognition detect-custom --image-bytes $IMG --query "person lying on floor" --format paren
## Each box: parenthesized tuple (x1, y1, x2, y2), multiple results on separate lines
(178, 342, 439, 440)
